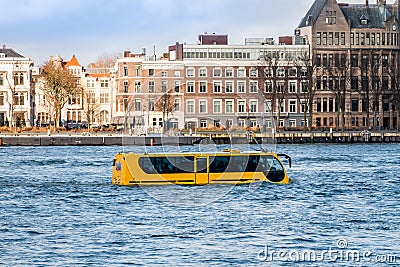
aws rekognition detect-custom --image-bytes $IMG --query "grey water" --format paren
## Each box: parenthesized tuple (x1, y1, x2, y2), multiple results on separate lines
(1, 144, 400, 266)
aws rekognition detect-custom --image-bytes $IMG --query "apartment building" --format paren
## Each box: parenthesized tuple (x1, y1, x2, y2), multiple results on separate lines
(0, 44, 33, 127)
(114, 35, 310, 132)
(297, 0, 400, 130)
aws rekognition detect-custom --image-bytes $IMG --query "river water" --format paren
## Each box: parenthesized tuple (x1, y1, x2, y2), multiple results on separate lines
(1, 144, 399, 266)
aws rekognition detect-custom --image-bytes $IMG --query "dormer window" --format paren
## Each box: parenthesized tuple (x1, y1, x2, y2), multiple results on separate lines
(360, 15, 369, 25)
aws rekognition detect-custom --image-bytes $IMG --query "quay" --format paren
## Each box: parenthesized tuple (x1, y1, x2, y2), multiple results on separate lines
(0, 131, 400, 146)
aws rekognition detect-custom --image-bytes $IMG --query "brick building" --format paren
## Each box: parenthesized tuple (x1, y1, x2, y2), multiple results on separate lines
(297, 0, 400, 130)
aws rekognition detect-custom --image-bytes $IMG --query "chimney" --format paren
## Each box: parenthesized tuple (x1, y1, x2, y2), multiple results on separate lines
(366, 0, 369, 7)
(2, 44, 5, 49)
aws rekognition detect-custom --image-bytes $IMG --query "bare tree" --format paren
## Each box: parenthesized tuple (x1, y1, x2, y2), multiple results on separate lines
(259, 50, 288, 132)
(83, 90, 100, 129)
(155, 89, 175, 132)
(40, 61, 80, 128)
(4, 62, 22, 129)
(89, 54, 117, 68)
(387, 55, 400, 130)
(325, 54, 351, 131)
(293, 50, 316, 132)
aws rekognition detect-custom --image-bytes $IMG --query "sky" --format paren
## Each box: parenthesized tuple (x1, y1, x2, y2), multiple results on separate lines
(0, 0, 393, 66)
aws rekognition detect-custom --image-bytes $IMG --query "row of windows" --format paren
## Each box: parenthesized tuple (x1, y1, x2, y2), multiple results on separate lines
(0, 72, 26, 86)
(316, 32, 346, 46)
(350, 32, 398, 46)
(186, 99, 302, 114)
(120, 80, 307, 94)
(183, 50, 252, 60)
(186, 81, 259, 94)
(186, 67, 256, 78)
(0, 92, 26, 106)
(350, 54, 391, 68)
(316, 75, 392, 91)
(316, 54, 346, 68)
(86, 79, 110, 88)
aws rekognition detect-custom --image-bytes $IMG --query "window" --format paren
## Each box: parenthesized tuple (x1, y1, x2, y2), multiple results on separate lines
(186, 81, 195, 93)
(323, 32, 327, 45)
(225, 68, 233, 77)
(249, 81, 258, 93)
(134, 99, 141, 112)
(123, 66, 128, 76)
(199, 100, 207, 113)
(161, 80, 167, 92)
(341, 32, 345, 45)
(213, 100, 222, 113)
(123, 81, 129, 93)
(174, 81, 180, 93)
(174, 99, 180, 112)
(100, 79, 109, 88)
(149, 99, 155, 111)
(301, 81, 308, 93)
(0, 92, 6, 106)
(187, 100, 195, 113)
(237, 81, 246, 93)
(100, 93, 109, 104)
(265, 81, 272, 93)
(87, 91, 96, 104)
(200, 119, 207, 128)
(199, 82, 207, 93)
(289, 100, 297, 113)
(249, 68, 258, 77)
(351, 54, 358, 67)
(277, 82, 285, 93)
(225, 100, 234, 113)
(238, 100, 246, 113)
(149, 69, 154, 76)
(225, 81, 234, 93)
(87, 79, 95, 88)
(328, 32, 333, 45)
(213, 68, 222, 77)
(14, 72, 24, 85)
(317, 32, 321, 45)
(186, 68, 195, 77)
(250, 100, 258, 113)
(134, 81, 141, 93)
(199, 68, 207, 77)
(237, 68, 246, 77)
(288, 68, 297, 77)
(351, 99, 359, 112)
(161, 71, 168, 77)
(289, 81, 297, 93)
(213, 81, 222, 93)
(335, 32, 339, 45)
(149, 80, 155, 93)
(277, 68, 285, 77)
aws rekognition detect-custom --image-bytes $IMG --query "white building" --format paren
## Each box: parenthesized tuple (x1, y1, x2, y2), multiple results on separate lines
(35, 55, 113, 127)
(0, 44, 33, 127)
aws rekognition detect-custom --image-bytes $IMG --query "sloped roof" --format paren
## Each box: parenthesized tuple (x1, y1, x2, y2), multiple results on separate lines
(0, 48, 24, 58)
(298, 0, 327, 28)
(340, 5, 388, 29)
(65, 54, 81, 67)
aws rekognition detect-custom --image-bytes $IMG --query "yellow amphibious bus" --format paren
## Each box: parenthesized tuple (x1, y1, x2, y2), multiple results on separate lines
(112, 149, 291, 186)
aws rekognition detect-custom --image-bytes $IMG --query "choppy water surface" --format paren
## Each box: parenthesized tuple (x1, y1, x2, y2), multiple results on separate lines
(1, 144, 400, 266)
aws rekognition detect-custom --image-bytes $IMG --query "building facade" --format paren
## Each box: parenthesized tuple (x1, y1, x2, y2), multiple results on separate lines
(113, 36, 310, 133)
(297, 0, 400, 130)
(0, 45, 33, 127)
(34, 55, 114, 127)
